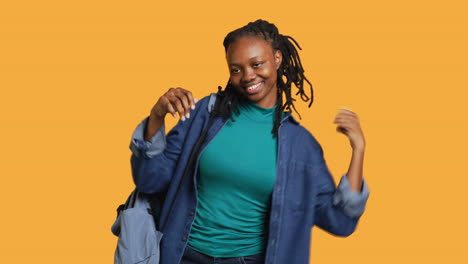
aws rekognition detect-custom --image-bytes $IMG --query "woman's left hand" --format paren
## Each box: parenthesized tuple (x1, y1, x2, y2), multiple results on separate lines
(333, 108, 366, 151)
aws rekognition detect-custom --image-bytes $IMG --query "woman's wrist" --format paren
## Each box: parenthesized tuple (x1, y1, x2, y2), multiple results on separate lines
(352, 145, 365, 154)
(145, 114, 164, 141)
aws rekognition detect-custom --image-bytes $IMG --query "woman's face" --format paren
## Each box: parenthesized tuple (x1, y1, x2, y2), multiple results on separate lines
(226, 36, 282, 108)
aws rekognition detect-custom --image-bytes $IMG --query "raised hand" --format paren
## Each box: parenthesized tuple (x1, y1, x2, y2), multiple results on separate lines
(333, 107, 365, 151)
(145, 87, 198, 141)
(151, 87, 198, 121)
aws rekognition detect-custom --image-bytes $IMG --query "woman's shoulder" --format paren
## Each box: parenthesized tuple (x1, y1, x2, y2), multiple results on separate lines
(282, 121, 323, 155)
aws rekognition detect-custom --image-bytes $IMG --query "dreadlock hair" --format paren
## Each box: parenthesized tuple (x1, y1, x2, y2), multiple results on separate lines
(216, 19, 314, 137)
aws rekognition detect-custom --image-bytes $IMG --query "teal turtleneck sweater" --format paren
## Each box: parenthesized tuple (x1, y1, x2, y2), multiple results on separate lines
(187, 100, 278, 257)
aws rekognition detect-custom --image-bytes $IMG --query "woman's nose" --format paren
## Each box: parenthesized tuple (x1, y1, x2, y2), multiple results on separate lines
(241, 68, 256, 83)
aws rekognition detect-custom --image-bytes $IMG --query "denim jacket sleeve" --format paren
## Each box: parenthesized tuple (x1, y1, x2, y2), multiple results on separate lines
(129, 117, 185, 194)
(129, 96, 210, 194)
(333, 174, 370, 218)
(313, 146, 369, 236)
(130, 118, 166, 159)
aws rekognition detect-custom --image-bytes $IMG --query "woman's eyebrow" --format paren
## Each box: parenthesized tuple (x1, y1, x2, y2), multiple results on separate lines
(229, 56, 264, 66)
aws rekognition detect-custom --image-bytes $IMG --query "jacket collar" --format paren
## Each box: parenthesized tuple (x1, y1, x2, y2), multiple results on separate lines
(281, 111, 300, 125)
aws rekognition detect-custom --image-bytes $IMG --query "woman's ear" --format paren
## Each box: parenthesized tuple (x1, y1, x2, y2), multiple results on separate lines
(275, 50, 283, 70)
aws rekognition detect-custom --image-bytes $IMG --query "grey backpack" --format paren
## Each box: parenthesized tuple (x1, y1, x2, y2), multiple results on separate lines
(112, 190, 162, 264)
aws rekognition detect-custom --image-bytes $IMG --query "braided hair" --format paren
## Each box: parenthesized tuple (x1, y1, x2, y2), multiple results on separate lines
(216, 19, 314, 137)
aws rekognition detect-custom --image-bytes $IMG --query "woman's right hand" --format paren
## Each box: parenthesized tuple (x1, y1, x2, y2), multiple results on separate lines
(145, 88, 198, 141)
(150, 87, 198, 121)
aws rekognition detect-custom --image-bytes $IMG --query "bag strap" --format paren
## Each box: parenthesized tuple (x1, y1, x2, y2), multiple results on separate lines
(121, 189, 138, 212)
(160, 93, 220, 232)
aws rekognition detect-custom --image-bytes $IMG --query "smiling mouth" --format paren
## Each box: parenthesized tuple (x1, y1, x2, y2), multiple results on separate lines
(245, 82, 263, 94)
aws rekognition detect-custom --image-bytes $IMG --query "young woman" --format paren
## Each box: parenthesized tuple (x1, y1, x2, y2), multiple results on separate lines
(130, 19, 369, 264)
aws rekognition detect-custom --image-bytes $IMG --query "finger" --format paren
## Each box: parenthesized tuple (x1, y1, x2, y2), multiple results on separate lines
(335, 115, 361, 125)
(166, 103, 177, 118)
(337, 109, 355, 114)
(174, 88, 195, 118)
(334, 114, 359, 123)
(335, 111, 358, 120)
(337, 107, 357, 115)
(337, 109, 358, 118)
(338, 106, 353, 112)
(169, 96, 187, 121)
(334, 119, 358, 130)
(184, 90, 197, 110)
(334, 117, 357, 125)
(335, 118, 357, 127)
(336, 120, 357, 132)
(177, 92, 191, 118)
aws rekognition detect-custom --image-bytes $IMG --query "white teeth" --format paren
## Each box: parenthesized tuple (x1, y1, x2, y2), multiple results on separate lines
(247, 82, 261, 91)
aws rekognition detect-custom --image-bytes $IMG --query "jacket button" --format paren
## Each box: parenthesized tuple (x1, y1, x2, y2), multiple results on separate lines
(182, 236, 187, 241)
(189, 211, 195, 216)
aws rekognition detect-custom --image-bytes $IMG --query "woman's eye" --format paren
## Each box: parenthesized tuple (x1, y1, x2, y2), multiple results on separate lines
(253, 63, 263, 68)
(231, 69, 240, 74)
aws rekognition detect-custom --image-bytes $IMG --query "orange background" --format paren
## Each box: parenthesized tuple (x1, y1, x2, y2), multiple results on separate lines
(1, 0, 467, 263)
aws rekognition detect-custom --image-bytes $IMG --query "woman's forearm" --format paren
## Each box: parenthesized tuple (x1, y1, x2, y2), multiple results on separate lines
(346, 147, 365, 191)
(145, 115, 164, 141)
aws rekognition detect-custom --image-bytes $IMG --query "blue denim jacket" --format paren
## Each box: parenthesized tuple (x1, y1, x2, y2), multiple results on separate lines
(130, 93, 369, 264)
